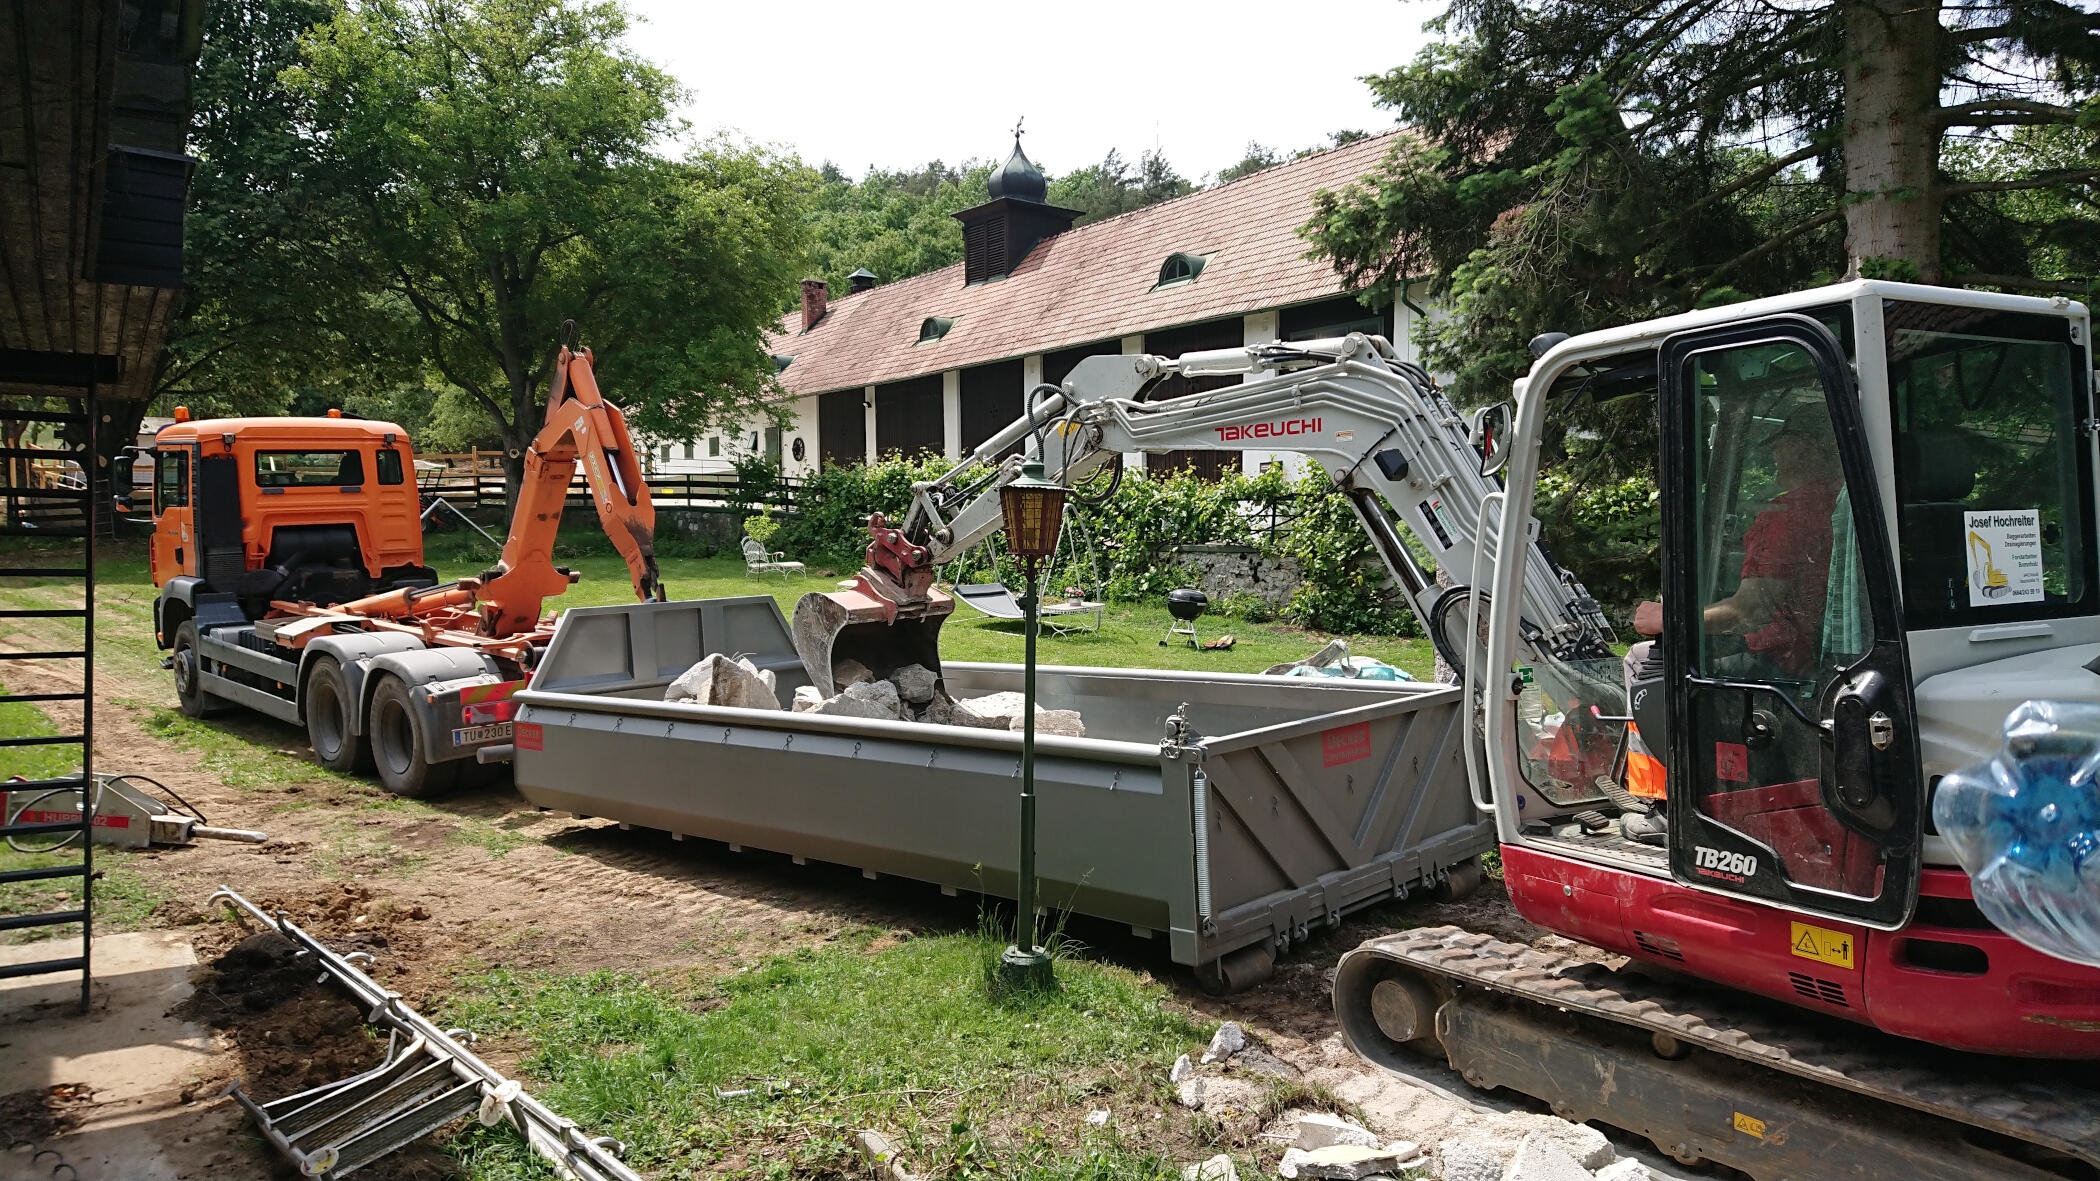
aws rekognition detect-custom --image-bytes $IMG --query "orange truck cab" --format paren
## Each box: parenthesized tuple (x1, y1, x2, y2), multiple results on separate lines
(137, 412, 437, 646)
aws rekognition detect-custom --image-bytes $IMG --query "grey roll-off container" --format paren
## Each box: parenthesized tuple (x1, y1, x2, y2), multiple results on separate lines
(509, 597, 1491, 986)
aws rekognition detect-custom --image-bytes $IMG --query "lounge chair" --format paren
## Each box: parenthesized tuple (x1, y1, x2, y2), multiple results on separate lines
(742, 536, 806, 581)
(953, 582, 1101, 635)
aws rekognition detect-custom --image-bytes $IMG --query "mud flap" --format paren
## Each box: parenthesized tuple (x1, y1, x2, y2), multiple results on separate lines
(791, 584, 954, 693)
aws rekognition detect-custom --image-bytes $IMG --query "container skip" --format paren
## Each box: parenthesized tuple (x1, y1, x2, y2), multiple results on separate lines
(509, 597, 1490, 988)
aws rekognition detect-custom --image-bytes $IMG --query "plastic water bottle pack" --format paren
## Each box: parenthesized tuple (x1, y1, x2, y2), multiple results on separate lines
(1933, 699, 2100, 968)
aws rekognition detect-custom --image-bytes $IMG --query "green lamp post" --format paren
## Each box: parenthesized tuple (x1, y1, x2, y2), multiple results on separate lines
(996, 459, 1068, 990)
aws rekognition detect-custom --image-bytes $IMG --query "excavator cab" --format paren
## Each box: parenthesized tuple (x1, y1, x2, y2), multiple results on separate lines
(1491, 283, 2096, 968)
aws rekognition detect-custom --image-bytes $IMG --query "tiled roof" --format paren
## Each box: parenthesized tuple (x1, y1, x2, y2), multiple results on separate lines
(765, 130, 1401, 398)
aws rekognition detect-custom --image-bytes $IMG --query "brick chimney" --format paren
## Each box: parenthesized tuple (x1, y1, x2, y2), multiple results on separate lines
(799, 278, 828, 332)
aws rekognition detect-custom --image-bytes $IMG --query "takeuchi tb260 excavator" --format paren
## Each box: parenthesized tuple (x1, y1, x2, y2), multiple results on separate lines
(135, 322, 663, 797)
(799, 280, 2100, 1179)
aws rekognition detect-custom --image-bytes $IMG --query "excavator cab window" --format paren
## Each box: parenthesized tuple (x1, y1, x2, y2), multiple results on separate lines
(1885, 301, 2095, 631)
(154, 447, 188, 513)
(1659, 314, 1924, 930)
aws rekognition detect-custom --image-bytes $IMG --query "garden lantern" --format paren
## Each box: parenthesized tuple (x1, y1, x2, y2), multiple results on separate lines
(995, 460, 1067, 991)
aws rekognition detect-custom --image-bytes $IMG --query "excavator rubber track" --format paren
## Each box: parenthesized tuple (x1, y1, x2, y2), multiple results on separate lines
(1334, 926, 2100, 1180)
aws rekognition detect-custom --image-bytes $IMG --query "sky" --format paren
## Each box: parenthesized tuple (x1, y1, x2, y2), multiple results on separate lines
(621, 0, 1441, 182)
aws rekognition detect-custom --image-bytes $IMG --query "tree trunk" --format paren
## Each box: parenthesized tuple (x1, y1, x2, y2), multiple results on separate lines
(1839, 0, 1944, 282)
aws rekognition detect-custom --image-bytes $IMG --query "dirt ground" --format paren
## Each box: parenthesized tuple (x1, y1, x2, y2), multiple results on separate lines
(1, 653, 1602, 1179)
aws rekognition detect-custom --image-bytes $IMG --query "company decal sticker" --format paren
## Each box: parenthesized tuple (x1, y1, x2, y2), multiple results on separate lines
(1322, 722, 1372, 767)
(513, 722, 544, 751)
(1963, 508, 2044, 605)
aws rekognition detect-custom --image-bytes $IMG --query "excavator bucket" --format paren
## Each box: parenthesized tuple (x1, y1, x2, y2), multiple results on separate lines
(791, 581, 954, 695)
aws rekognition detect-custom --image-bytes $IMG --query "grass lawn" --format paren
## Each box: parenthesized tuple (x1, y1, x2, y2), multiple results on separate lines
(439, 929, 1278, 1180)
(416, 532, 1439, 680)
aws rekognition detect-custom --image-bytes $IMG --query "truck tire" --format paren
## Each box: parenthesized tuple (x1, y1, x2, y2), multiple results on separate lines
(171, 621, 226, 718)
(304, 656, 372, 774)
(368, 675, 460, 798)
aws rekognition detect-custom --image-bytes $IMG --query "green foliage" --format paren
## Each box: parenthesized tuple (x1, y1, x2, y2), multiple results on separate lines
(741, 514, 778, 545)
(1047, 148, 1195, 223)
(268, 0, 810, 485)
(782, 462, 1418, 636)
(1302, 0, 2100, 419)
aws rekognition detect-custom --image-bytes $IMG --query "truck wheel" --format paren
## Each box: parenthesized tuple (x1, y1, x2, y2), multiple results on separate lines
(368, 675, 460, 798)
(304, 657, 372, 774)
(171, 621, 226, 718)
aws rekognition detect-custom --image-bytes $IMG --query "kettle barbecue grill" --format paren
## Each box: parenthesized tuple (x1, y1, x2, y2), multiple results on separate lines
(1161, 587, 1208, 648)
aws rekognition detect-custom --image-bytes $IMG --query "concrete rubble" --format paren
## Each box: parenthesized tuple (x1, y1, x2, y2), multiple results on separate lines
(1281, 1143, 1417, 1179)
(1504, 1133, 1597, 1181)
(1434, 1140, 1503, 1181)
(664, 654, 781, 710)
(1182, 1154, 1238, 1181)
(1170, 1053, 1195, 1083)
(809, 678, 901, 720)
(1293, 1113, 1381, 1151)
(1201, 1020, 1247, 1064)
(1592, 1161, 1652, 1181)
(788, 667, 1088, 736)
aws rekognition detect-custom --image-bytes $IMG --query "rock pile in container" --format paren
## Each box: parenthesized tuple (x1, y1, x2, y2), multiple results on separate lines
(667, 655, 1084, 736)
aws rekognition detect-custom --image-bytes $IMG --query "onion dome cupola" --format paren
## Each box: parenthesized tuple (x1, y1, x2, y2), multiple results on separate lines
(954, 122, 1082, 285)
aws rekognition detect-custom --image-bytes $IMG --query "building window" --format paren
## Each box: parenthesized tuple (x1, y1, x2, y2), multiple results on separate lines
(709, 437, 720, 457)
(660, 444, 671, 461)
(1154, 252, 1210, 290)
(918, 316, 956, 344)
(683, 442, 694, 459)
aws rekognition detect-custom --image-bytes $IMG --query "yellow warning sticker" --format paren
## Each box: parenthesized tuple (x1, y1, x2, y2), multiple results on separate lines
(1733, 1112, 1766, 1139)
(1789, 921, 1855, 970)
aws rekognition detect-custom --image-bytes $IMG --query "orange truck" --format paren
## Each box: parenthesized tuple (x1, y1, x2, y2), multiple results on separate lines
(122, 326, 663, 796)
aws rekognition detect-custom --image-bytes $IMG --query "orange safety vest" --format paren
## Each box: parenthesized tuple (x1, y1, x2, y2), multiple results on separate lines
(1625, 721, 1667, 800)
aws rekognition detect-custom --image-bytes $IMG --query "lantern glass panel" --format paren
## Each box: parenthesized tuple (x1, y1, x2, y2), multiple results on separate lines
(1000, 484, 1067, 559)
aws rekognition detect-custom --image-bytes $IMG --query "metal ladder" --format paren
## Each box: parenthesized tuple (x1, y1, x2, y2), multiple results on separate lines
(0, 381, 99, 1012)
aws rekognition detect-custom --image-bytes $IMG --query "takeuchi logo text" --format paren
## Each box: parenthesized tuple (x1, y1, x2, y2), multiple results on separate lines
(1216, 417, 1321, 443)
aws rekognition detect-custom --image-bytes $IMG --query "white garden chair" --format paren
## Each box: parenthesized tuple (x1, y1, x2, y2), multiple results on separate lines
(742, 535, 806, 580)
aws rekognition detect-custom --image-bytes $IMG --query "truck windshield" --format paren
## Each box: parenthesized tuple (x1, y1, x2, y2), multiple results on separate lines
(255, 449, 365, 488)
(1886, 300, 2095, 630)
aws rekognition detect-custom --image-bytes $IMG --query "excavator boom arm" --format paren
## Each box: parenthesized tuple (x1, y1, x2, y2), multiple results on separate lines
(475, 336, 663, 637)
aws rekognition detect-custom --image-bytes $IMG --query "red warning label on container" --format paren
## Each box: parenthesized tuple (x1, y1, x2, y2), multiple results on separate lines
(1715, 741, 1749, 783)
(1322, 722, 1372, 767)
(514, 722, 543, 752)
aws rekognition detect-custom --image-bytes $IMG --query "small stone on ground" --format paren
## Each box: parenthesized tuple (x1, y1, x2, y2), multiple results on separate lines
(1293, 1113, 1379, 1151)
(1182, 1153, 1237, 1181)
(1176, 1076, 1206, 1109)
(1593, 1160, 1652, 1181)
(1083, 1109, 1109, 1127)
(1289, 1144, 1415, 1180)
(1170, 1053, 1194, 1083)
(1201, 1020, 1247, 1064)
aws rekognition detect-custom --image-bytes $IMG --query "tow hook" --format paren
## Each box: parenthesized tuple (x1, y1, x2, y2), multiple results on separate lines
(158, 656, 174, 670)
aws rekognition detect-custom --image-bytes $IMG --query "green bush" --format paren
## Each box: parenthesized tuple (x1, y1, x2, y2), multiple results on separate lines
(781, 458, 1418, 636)
(1218, 591, 1275, 623)
(741, 514, 778, 545)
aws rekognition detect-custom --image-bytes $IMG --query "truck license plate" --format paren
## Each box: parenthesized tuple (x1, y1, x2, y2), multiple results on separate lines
(451, 722, 513, 747)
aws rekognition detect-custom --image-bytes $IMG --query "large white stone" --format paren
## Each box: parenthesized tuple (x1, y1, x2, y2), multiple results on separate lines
(810, 679, 903, 720)
(1503, 1133, 1595, 1181)
(954, 692, 1084, 736)
(889, 663, 938, 704)
(1169, 1053, 1195, 1083)
(1434, 1139, 1504, 1181)
(1292, 1113, 1379, 1151)
(1593, 1160, 1651, 1181)
(1201, 1021, 1247, 1064)
(1289, 1144, 1414, 1180)
(792, 685, 824, 712)
(1181, 1154, 1237, 1181)
(1277, 1148, 1310, 1179)
(664, 654, 782, 710)
(1012, 707, 1084, 737)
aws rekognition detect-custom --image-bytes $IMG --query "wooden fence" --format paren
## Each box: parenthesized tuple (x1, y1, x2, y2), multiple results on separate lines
(415, 457, 805, 515)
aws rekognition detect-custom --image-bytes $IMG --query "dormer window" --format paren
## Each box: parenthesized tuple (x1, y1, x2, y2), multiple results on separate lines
(918, 316, 956, 344)
(1155, 252, 1210, 290)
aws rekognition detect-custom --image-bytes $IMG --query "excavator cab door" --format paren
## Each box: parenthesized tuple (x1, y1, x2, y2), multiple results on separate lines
(1657, 313, 1923, 930)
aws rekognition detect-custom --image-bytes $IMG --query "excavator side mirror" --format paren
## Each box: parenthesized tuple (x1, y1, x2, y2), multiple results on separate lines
(1469, 402, 1514, 478)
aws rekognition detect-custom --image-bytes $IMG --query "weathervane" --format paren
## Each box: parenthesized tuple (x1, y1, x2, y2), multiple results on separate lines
(1012, 116, 1024, 143)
